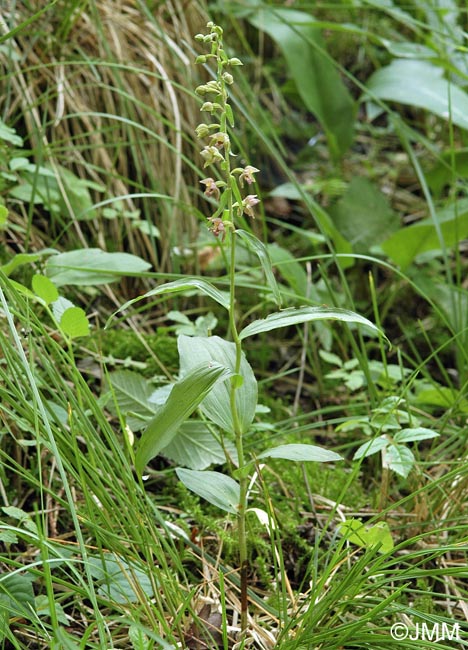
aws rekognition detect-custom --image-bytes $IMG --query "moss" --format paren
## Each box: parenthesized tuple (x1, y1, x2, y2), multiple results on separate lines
(99, 329, 179, 377)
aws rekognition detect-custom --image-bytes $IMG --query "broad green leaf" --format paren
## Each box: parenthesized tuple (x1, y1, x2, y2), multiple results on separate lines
(366, 522, 394, 553)
(381, 199, 468, 269)
(32, 274, 59, 304)
(329, 177, 399, 253)
(0, 205, 8, 227)
(0, 251, 48, 277)
(178, 335, 257, 435)
(248, 7, 355, 158)
(88, 553, 155, 604)
(258, 443, 342, 463)
(366, 60, 468, 131)
(46, 248, 152, 286)
(162, 421, 237, 470)
(0, 572, 35, 618)
(394, 427, 439, 444)
(107, 370, 157, 431)
(176, 468, 240, 514)
(339, 519, 393, 553)
(107, 278, 230, 327)
(236, 229, 282, 306)
(59, 307, 90, 339)
(239, 307, 384, 341)
(415, 386, 468, 413)
(353, 435, 389, 460)
(383, 444, 414, 478)
(135, 362, 232, 473)
(51, 296, 74, 323)
(35, 595, 68, 625)
(0, 119, 22, 146)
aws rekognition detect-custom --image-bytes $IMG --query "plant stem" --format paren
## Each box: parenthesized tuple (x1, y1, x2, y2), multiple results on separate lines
(228, 229, 249, 632)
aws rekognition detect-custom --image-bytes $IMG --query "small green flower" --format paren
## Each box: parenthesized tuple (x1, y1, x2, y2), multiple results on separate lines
(200, 146, 224, 167)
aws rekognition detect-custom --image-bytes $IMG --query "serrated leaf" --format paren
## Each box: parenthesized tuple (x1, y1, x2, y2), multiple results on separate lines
(239, 307, 384, 340)
(176, 468, 240, 513)
(135, 363, 232, 473)
(258, 443, 342, 463)
(32, 274, 59, 304)
(236, 229, 282, 306)
(59, 307, 90, 339)
(394, 427, 439, 443)
(46, 248, 151, 286)
(353, 435, 389, 460)
(383, 444, 414, 478)
(178, 335, 257, 435)
(107, 278, 230, 328)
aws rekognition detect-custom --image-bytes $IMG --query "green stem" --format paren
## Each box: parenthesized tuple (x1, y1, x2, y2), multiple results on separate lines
(228, 229, 249, 633)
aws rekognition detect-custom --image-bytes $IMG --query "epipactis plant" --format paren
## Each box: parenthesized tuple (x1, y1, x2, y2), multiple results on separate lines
(108, 22, 386, 636)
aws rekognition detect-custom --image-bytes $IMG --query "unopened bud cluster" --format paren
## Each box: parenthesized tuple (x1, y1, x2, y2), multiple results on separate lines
(194, 22, 260, 240)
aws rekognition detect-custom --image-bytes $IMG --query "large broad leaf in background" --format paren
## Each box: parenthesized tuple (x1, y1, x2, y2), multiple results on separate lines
(178, 335, 257, 436)
(46, 248, 151, 286)
(329, 177, 399, 253)
(381, 198, 468, 269)
(135, 362, 232, 474)
(365, 60, 468, 131)
(247, 7, 355, 159)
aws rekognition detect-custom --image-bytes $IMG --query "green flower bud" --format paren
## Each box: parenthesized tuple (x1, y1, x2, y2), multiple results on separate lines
(195, 55, 207, 64)
(195, 123, 210, 138)
(228, 57, 243, 66)
(222, 72, 234, 85)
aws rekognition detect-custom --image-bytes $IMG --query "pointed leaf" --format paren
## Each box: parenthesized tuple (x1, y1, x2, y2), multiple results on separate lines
(32, 274, 59, 304)
(240, 307, 384, 340)
(0, 573, 35, 618)
(236, 229, 282, 306)
(59, 307, 90, 339)
(178, 335, 257, 435)
(354, 435, 389, 460)
(46, 248, 151, 286)
(383, 444, 414, 478)
(107, 278, 230, 327)
(366, 521, 394, 553)
(135, 362, 232, 473)
(176, 468, 240, 514)
(394, 427, 439, 444)
(258, 443, 342, 463)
